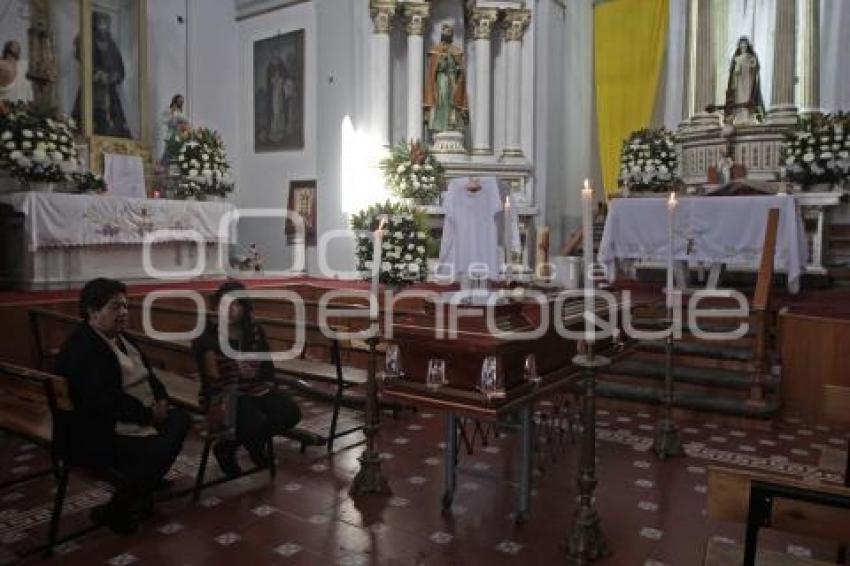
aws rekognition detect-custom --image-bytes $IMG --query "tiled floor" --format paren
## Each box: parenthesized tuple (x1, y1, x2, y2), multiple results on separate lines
(0, 397, 847, 566)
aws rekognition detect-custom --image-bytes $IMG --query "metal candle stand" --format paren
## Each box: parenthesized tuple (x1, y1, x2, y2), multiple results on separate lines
(564, 340, 610, 564)
(349, 333, 392, 496)
(652, 314, 684, 460)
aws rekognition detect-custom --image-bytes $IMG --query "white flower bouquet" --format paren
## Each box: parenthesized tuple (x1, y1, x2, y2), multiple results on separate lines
(783, 113, 850, 189)
(618, 127, 679, 193)
(0, 100, 81, 186)
(379, 140, 445, 204)
(350, 200, 430, 286)
(163, 126, 233, 200)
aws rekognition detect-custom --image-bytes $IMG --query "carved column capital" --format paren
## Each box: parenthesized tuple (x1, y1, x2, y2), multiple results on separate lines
(370, 0, 397, 34)
(470, 8, 499, 40)
(403, 2, 430, 36)
(503, 9, 531, 42)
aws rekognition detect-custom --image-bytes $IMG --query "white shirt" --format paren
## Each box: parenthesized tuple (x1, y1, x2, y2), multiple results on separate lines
(439, 177, 503, 280)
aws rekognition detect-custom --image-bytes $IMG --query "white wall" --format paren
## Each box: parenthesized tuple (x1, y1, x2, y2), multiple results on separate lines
(236, 0, 318, 272)
(0, 0, 29, 61)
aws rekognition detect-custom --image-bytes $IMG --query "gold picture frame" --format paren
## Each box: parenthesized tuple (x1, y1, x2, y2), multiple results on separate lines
(50, 0, 151, 190)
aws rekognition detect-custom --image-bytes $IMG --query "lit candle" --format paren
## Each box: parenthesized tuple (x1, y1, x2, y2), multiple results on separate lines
(370, 215, 388, 302)
(666, 192, 677, 309)
(536, 225, 550, 278)
(504, 195, 512, 271)
(582, 179, 594, 339)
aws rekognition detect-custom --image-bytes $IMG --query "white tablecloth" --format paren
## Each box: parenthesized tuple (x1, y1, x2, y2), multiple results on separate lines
(0, 192, 234, 251)
(597, 195, 808, 293)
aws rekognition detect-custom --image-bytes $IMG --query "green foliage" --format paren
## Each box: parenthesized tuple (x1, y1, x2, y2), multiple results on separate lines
(0, 100, 80, 186)
(783, 112, 850, 188)
(619, 127, 679, 192)
(350, 200, 431, 286)
(379, 140, 445, 204)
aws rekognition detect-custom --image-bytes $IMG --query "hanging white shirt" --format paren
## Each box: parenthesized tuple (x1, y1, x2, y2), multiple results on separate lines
(439, 177, 503, 280)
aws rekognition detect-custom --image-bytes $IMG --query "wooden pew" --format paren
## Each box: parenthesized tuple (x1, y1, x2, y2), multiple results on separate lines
(706, 465, 850, 565)
(0, 361, 96, 557)
(27, 306, 323, 451)
(124, 299, 373, 452)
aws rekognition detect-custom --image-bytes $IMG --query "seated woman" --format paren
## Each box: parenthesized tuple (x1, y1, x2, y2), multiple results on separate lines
(192, 280, 301, 477)
(55, 278, 190, 535)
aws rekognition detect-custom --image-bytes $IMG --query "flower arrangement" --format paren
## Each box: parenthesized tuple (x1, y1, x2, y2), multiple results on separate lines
(379, 140, 445, 204)
(350, 200, 430, 286)
(782, 112, 850, 189)
(164, 125, 233, 200)
(70, 171, 107, 194)
(0, 100, 80, 186)
(618, 127, 679, 192)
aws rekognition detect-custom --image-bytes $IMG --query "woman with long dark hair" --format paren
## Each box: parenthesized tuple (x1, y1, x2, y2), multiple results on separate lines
(192, 280, 301, 476)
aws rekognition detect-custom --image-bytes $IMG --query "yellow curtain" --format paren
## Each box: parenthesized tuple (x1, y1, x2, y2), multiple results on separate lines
(594, 0, 669, 196)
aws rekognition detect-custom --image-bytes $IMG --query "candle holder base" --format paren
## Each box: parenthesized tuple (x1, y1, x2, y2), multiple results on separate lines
(564, 503, 610, 565)
(349, 446, 392, 497)
(652, 418, 684, 461)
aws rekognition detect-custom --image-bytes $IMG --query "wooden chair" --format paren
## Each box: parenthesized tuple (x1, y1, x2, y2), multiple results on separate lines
(706, 465, 850, 566)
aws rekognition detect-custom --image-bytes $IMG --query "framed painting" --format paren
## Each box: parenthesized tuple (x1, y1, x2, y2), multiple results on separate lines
(286, 179, 317, 245)
(253, 29, 304, 152)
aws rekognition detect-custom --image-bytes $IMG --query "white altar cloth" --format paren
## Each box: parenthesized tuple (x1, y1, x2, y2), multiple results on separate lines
(597, 195, 808, 293)
(0, 193, 236, 289)
(0, 192, 233, 251)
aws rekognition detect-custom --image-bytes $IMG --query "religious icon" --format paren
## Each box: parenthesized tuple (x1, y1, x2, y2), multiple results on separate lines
(423, 23, 468, 134)
(72, 9, 133, 138)
(254, 30, 304, 151)
(725, 36, 765, 125)
(286, 179, 317, 245)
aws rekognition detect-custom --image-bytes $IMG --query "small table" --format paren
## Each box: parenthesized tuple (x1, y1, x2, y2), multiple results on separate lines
(598, 195, 808, 293)
(382, 364, 582, 522)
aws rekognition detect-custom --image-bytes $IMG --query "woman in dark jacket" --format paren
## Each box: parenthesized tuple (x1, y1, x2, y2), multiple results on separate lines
(55, 278, 190, 534)
(192, 280, 301, 477)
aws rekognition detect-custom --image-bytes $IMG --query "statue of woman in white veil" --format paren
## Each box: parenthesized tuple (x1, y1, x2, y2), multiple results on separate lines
(725, 36, 765, 125)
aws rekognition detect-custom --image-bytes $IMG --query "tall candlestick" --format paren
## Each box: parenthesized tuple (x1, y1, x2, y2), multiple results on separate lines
(504, 195, 512, 272)
(666, 192, 677, 309)
(582, 180, 594, 339)
(370, 216, 388, 304)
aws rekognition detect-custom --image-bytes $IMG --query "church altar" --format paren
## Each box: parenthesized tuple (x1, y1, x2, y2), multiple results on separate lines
(598, 195, 807, 293)
(0, 192, 234, 290)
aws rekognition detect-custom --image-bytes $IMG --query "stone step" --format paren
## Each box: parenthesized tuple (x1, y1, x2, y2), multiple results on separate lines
(604, 358, 776, 391)
(592, 381, 779, 419)
(637, 339, 754, 362)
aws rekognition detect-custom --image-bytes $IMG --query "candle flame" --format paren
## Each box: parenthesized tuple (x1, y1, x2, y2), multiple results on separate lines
(583, 179, 590, 191)
(668, 192, 677, 207)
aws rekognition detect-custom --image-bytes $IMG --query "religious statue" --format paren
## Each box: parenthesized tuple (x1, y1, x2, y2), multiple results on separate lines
(0, 41, 33, 102)
(160, 94, 189, 162)
(725, 36, 765, 125)
(73, 12, 131, 138)
(423, 24, 468, 134)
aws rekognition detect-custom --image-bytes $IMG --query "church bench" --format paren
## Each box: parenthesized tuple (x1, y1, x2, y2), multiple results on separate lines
(706, 465, 850, 565)
(0, 360, 102, 556)
(125, 299, 377, 452)
(27, 306, 324, 452)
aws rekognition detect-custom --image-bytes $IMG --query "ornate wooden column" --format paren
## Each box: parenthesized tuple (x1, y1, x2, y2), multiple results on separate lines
(502, 9, 530, 159)
(403, 2, 429, 143)
(370, 0, 396, 146)
(768, 0, 798, 124)
(469, 7, 498, 157)
(689, 0, 718, 129)
(798, 0, 821, 115)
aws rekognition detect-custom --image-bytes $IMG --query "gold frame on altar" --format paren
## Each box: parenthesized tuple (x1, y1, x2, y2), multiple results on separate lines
(53, 0, 151, 188)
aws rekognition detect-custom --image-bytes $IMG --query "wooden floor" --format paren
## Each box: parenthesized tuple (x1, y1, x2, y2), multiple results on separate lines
(0, 393, 847, 566)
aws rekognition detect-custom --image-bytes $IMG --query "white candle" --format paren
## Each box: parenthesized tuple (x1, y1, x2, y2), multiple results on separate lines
(581, 179, 594, 339)
(666, 192, 677, 309)
(371, 216, 388, 300)
(504, 195, 512, 270)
